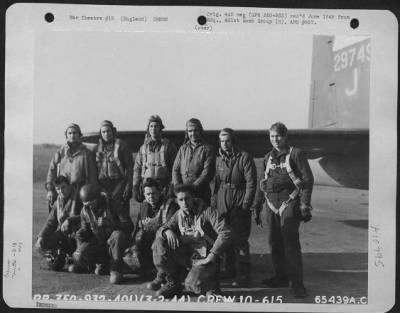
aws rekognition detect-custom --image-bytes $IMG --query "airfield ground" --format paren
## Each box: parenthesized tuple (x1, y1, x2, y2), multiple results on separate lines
(31, 145, 368, 305)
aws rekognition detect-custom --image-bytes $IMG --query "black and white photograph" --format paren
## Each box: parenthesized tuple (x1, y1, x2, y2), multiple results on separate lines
(3, 4, 397, 312)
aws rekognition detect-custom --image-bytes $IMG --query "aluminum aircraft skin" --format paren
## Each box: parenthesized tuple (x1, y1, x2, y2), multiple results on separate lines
(82, 36, 370, 190)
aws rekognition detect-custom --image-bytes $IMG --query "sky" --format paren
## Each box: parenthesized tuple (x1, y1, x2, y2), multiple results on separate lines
(33, 30, 364, 144)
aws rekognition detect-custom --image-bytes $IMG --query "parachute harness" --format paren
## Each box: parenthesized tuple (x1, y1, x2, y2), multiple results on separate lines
(260, 147, 301, 216)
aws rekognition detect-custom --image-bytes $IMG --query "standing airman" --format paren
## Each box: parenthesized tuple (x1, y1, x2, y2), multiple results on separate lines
(95, 120, 134, 235)
(254, 122, 314, 298)
(46, 123, 97, 209)
(133, 115, 177, 202)
(213, 128, 257, 287)
(172, 118, 216, 204)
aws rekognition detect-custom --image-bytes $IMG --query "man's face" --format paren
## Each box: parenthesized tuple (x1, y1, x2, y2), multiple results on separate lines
(66, 128, 80, 144)
(144, 186, 161, 207)
(55, 182, 72, 199)
(219, 134, 233, 153)
(269, 130, 287, 150)
(148, 122, 162, 139)
(176, 191, 195, 214)
(187, 125, 201, 144)
(100, 126, 114, 143)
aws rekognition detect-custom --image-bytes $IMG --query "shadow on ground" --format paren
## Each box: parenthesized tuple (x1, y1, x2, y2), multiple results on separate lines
(337, 220, 368, 229)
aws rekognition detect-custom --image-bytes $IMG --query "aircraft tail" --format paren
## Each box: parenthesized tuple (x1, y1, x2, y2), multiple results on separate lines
(309, 35, 370, 129)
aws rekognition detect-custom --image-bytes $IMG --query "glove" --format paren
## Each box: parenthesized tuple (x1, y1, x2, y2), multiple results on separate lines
(76, 225, 94, 243)
(251, 205, 263, 226)
(123, 185, 132, 201)
(300, 206, 312, 223)
(46, 190, 56, 203)
(133, 184, 144, 203)
(60, 219, 70, 233)
(35, 237, 45, 250)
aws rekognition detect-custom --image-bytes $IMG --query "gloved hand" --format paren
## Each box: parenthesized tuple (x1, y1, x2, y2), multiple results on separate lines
(76, 224, 94, 243)
(47, 190, 56, 203)
(35, 237, 45, 249)
(123, 185, 132, 201)
(60, 219, 70, 233)
(251, 205, 263, 227)
(300, 205, 312, 223)
(133, 184, 144, 203)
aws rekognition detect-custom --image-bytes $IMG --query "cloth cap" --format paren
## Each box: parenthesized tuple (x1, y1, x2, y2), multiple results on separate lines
(184, 118, 204, 143)
(219, 128, 236, 146)
(219, 128, 234, 138)
(65, 123, 82, 137)
(147, 115, 165, 130)
(99, 120, 117, 134)
(185, 118, 203, 132)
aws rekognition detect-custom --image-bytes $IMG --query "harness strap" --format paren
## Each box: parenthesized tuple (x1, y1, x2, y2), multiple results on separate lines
(98, 139, 125, 178)
(141, 144, 147, 178)
(159, 139, 166, 167)
(160, 198, 173, 223)
(83, 149, 89, 184)
(262, 147, 302, 215)
(114, 139, 125, 176)
(266, 189, 299, 216)
(263, 147, 302, 189)
(54, 151, 62, 177)
(284, 147, 302, 189)
(56, 197, 63, 224)
(97, 140, 104, 169)
(141, 139, 168, 178)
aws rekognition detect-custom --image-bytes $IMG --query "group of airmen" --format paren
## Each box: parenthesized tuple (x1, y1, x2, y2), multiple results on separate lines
(35, 116, 314, 299)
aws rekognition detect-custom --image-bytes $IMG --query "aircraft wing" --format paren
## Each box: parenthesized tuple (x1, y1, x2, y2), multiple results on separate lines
(82, 128, 368, 159)
(82, 128, 368, 190)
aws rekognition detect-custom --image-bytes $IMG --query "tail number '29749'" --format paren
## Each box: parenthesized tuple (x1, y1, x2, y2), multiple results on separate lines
(334, 41, 371, 72)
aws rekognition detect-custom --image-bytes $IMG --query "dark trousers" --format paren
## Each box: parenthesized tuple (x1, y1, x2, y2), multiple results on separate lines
(73, 230, 129, 272)
(152, 232, 219, 292)
(100, 179, 134, 235)
(224, 209, 251, 278)
(152, 233, 192, 276)
(136, 230, 157, 272)
(266, 190, 303, 285)
(44, 230, 76, 256)
(108, 230, 130, 271)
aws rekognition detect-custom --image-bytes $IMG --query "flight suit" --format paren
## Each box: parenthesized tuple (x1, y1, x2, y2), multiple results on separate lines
(132, 198, 179, 275)
(213, 149, 257, 282)
(37, 188, 82, 258)
(152, 199, 231, 294)
(46, 143, 98, 202)
(172, 141, 216, 204)
(133, 138, 177, 202)
(95, 138, 134, 235)
(72, 195, 129, 274)
(256, 146, 313, 287)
